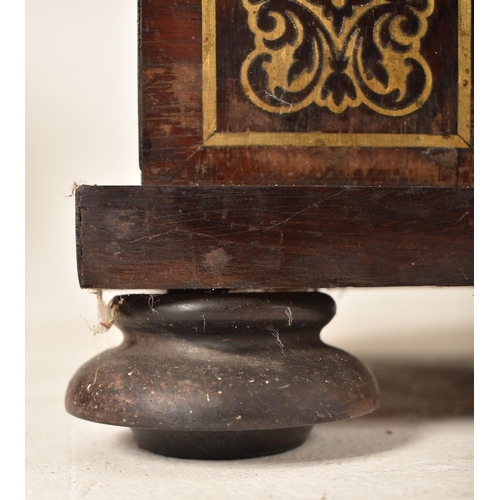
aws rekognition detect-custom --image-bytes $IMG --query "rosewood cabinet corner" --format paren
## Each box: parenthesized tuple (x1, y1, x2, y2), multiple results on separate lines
(66, 0, 473, 459)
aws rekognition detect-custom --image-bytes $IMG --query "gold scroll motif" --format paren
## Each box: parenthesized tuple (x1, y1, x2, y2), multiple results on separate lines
(241, 0, 434, 116)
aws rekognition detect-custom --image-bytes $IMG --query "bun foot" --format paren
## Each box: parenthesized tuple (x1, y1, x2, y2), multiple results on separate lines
(66, 291, 379, 459)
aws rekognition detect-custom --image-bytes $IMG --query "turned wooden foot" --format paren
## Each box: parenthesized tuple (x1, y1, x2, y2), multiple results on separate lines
(66, 291, 379, 459)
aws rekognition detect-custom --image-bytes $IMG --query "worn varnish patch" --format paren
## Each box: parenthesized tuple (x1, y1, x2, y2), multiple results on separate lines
(203, 248, 232, 270)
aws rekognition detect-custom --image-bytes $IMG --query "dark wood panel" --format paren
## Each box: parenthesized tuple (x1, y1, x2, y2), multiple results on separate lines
(76, 185, 473, 290)
(141, 147, 473, 186)
(139, 0, 473, 186)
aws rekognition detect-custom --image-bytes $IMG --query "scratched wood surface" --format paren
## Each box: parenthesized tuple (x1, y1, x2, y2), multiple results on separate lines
(139, 0, 473, 186)
(76, 185, 473, 289)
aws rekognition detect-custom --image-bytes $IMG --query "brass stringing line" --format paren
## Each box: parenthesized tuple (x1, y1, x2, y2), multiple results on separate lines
(457, 0, 471, 143)
(202, 0, 217, 140)
(240, 0, 435, 116)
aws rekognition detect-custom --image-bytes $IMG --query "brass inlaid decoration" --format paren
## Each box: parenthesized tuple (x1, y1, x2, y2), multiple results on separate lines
(202, 0, 472, 148)
(241, 0, 434, 117)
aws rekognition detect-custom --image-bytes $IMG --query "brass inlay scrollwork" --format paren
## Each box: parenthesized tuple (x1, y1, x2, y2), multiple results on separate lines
(241, 0, 434, 116)
(201, 0, 471, 148)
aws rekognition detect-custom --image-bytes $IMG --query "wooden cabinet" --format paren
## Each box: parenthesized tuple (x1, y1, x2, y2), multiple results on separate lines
(77, 0, 473, 289)
(68, 1, 473, 459)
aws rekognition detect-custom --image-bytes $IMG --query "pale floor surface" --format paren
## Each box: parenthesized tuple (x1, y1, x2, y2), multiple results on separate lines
(26, 291, 473, 500)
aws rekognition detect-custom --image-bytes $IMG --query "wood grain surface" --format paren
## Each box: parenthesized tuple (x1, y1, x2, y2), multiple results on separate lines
(139, 0, 473, 186)
(76, 185, 473, 290)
